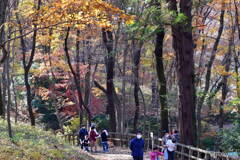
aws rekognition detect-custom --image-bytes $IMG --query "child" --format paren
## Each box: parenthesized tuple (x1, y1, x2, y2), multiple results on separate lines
(150, 147, 163, 160)
(82, 135, 90, 152)
(101, 130, 109, 152)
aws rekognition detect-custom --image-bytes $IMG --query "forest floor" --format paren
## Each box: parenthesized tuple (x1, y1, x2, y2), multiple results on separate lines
(91, 147, 150, 160)
(0, 119, 95, 160)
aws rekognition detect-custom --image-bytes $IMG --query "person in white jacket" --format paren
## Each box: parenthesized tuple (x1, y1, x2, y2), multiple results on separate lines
(166, 137, 176, 160)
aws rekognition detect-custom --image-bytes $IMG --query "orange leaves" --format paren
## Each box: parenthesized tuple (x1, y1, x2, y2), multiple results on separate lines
(36, 87, 51, 100)
(29, 0, 133, 30)
(163, 52, 175, 61)
(213, 65, 233, 76)
(92, 87, 104, 97)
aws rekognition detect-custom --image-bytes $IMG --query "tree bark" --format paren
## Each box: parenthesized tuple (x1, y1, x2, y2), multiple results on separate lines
(121, 38, 129, 134)
(133, 41, 143, 132)
(167, 0, 197, 146)
(64, 28, 92, 125)
(75, 30, 84, 125)
(102, 29, 117, 132)
(154, 29, 168, 135)
(6, 36, 12, 138)
(16, 15, 35, 126)
(0, 0, 8, 41)
(0, 79, 4, 117)
(16, 0, 41, 126)
(1, 63, 7, 119)
(219, 15, 235, 129)
(234, 0, 240, 105)
(84, 40, 92, 125)
(0, 0, 8, 117)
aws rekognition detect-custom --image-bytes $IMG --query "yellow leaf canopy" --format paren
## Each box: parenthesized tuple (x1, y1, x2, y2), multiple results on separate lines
(30, 0, 134, 30)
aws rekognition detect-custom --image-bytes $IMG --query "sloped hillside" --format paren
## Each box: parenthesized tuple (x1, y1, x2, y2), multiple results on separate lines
(0, 119, 95, 160)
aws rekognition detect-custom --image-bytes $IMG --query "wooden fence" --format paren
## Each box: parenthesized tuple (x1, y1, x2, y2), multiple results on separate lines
(63, 132, 239, 160)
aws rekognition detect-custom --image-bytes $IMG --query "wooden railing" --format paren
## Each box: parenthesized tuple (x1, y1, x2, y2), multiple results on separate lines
(63, 132, 239, 160)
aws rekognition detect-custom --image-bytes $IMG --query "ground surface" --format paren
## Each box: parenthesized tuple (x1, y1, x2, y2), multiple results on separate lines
(91, 147, 150, 160)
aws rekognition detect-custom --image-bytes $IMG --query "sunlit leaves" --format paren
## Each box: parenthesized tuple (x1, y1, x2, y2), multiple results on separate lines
(29, 0, 133, 30)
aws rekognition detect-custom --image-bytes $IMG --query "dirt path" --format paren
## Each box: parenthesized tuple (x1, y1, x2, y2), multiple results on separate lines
(91, 147, 149, 160)
(92, 153, 132, 160)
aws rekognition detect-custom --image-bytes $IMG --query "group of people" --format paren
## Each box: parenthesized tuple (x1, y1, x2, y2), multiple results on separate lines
(129, 130, 179, 160)
(78, 125, 179, 160)
(161, 130, 179, 160)
(78, 125, 109, 152)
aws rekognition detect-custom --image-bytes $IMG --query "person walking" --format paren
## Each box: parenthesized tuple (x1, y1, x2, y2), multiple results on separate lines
(166, 136, 176, 160)
(82, 135, 90, 152)
(78, 125, 88, 149)
(101, 129, 109, 152)
(172, 130, 180, 143)
(129, 131, 145, 160)
(162, 132, 170, 160)
(89, 126, 99, 152)
(149, 147, 163, 160)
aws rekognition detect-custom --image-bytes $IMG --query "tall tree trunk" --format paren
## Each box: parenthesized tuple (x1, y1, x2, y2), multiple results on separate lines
(64, 28, 92, 125)
(219, 15, 235, 129)
(121, 38, 128, 134)
(1, 63, 7, 119)
(151, 78, 158, 108)
(0, 79, 4, 117)
(16, 0, 41, 125)
(5, 17, 13, 138)
(102, 29, 117, 132)
(11, 75, 18, 123)
(167, 0, 197, 146)
(6, 38, 12, 138)
(75, 30, 84, 125)
(84, 40, 92, 125)
(234, 0, 240, 113)
(0, 0, 8, 40)
(10, 31, 18, 123)
(196, 1, 225, 145)
(0, 0, 8, 117)
(154, 29, 168, 135)
(133, 41, 143, 132)
(17, 15, 35, 126)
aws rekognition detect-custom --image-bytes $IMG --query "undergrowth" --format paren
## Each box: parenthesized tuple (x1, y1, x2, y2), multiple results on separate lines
(0, 119, 95, 160)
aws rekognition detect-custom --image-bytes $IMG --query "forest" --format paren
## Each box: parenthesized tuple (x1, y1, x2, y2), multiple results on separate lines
(0, 0, 240, 159)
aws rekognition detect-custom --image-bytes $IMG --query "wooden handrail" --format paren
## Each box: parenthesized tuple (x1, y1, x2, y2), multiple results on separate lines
(62, 132, 239, 160)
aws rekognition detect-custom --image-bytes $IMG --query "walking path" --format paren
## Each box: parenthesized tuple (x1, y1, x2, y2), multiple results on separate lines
(90, 147, 149, 160)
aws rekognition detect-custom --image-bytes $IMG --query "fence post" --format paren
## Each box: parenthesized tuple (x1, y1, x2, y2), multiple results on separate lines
(150, 132, 154, 150)
(180, 146, 184, 160)
(189, 149, 192, 160)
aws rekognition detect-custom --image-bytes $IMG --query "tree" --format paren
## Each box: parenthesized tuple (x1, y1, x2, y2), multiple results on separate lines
(0, 0, 8, 117)
(154, 28, 168, 134)
(64, 28, 91, 125)
(16, 0, 42, 126)
(132, 40, 144, 132)
(102, 29, 117, 132)
(167, 0, 197, 145)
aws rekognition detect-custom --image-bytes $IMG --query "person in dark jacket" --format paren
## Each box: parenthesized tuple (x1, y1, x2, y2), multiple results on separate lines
(101, 129, 109, 152)
(82, 135, 90, 152)
(78, 125, 88, 149)
(129, 131, 144, 160)
(172, 130, 180, 143)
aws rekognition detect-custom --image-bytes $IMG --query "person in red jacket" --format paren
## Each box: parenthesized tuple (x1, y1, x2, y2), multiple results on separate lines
(89, 126, 99, 152)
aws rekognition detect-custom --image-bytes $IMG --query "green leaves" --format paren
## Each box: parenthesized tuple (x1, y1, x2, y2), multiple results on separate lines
(173, 13, 188, 25)
(218, 120, 240, 153)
